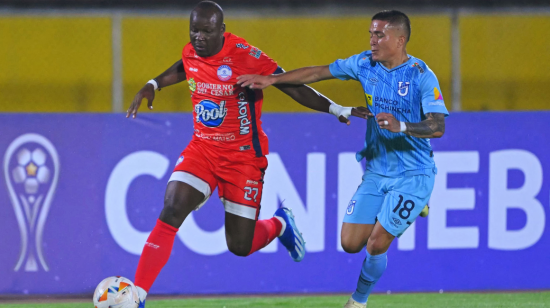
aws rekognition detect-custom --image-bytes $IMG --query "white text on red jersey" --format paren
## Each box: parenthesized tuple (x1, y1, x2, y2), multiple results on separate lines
(196, 82, 234, 96)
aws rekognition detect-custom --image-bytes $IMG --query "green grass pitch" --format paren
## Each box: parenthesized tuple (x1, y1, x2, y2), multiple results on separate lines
(1, 292, 550, 308)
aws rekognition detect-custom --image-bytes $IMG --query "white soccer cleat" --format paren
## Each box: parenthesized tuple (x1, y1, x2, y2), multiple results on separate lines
(343, 297, 367, 308)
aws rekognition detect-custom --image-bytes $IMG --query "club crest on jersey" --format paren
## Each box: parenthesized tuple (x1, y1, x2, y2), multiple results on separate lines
(398, 81, 410, 97)
(346, 200, 356, 215)
(217, 65, 232, 81)
(195, 100, 228, 127)
(188, 78, 196, 92)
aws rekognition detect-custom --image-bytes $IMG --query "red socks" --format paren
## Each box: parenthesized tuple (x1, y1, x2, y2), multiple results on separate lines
(134, 219, 178, 292)
(134, 217, 281, 292)
(247, 217, 283, 255)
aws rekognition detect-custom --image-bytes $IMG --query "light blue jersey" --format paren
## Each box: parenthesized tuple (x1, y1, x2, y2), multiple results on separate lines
(329, 51, 449, 177)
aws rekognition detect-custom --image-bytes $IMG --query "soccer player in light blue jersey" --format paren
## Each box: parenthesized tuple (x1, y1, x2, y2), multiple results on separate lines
(238, 10, 448, 307)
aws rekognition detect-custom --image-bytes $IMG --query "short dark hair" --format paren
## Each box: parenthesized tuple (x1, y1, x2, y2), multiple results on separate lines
(193, 1, 224, 24)
(372, 10, 411, 42)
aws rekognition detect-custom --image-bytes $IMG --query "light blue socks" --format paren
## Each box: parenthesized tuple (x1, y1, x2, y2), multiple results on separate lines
(351, 251, 388, 304)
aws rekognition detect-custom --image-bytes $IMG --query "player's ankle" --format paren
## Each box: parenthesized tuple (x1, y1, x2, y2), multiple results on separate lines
(274, 216, 286, 237)
(136, 286, 148, 302)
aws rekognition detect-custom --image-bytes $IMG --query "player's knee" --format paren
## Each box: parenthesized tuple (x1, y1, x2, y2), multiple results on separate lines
(159, 195, 188, 225)
(227, 241, 252, 257)
(366, 237, 389, 255)
(341, 240, 363, 254)
(340, 229, 366, 253)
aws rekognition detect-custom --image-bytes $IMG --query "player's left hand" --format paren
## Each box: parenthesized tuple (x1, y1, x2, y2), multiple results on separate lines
(352, 106, 373, 120)
(376, 112, 400, 132)
(338, 106, 373, 125)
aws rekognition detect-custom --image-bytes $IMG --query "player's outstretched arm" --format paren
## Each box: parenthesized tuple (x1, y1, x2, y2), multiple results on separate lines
(126, 60, 187, 119)
(237, 65, 334, 90)
(376, 112, 445, 138)
(274, 84, 372, 125)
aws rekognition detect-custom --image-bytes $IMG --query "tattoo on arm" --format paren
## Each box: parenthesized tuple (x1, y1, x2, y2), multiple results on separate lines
(404, 113, 446, 138)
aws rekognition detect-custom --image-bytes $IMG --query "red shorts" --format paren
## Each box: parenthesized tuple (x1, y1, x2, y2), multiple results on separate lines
(168, 140, 267, 220)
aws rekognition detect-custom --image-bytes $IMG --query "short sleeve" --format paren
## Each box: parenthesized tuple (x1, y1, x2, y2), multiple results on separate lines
(247, 45, 279, 76)
(329, 54, 362, 81)
(420, 67, 449, 116)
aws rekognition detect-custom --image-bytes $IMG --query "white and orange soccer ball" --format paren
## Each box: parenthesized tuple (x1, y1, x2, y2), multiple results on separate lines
(93, 276, 139, 308)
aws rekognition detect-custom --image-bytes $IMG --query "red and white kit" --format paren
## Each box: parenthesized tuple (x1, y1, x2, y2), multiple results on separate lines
(170, 32, 279, 220)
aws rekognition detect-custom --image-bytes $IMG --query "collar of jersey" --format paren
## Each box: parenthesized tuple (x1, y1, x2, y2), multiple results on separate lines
(377, 55, 413, 73)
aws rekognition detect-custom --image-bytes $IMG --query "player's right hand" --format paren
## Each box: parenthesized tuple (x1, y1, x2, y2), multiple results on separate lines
(236, 74, 275, 90)
(126, 83, 155, 119)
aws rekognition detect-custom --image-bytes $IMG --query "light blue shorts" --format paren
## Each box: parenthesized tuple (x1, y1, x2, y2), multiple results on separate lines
(343, 170, 435, 237)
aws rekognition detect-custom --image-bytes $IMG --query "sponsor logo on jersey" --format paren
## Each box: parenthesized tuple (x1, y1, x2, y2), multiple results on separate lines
(194, 130, 236, 142)
(195, 82, 234, 96)
(434, 87, 444, 100)
(236, 43, 249, 49)
(248, 47, 261, 59)
(188, 78, 196, 92)
(223, 57, 232, 63)
(189, 67, 198, 72)
(412, 62, 425, 73)
(240, 145, 251, 151)
(246, 179, 258, 185)
(373, 96, 411, 113)
(237, 92, 251, 135)
(195, 100, 228, 127)
(238, 100, 251, 135)
(398, 81, 410, 97)
(368, 77, 378, 85)
(346, 200, 356, 215)
(217, 65, 232, 81)
(365, 93, 373, 106)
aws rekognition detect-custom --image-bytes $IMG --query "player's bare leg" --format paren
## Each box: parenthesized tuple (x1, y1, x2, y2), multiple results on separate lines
(224, 208, 306, 262)
(134, 181, 205, 307)
(224, 212, 256, 256)
(344, 222, 394, 308)
(366, 222, 394, 255)
(158, 181, 205, 228)
(341, 222, 374, 254)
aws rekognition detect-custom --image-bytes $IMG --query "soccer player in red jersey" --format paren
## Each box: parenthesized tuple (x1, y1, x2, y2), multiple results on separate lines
(126, 1, 369, 305)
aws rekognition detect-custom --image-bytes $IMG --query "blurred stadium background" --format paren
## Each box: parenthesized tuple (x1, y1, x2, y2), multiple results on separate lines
(1, 0, 549, 113)
(1, 0, 550, 307)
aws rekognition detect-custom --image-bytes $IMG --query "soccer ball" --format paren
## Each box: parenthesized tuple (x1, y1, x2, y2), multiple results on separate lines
(93, 276, 139, 308)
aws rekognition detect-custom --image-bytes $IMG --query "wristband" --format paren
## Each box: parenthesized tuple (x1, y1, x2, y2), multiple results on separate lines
(147, 79, 159, 91)
(400, 121, 407, 132)
(328, 102, 343, 117)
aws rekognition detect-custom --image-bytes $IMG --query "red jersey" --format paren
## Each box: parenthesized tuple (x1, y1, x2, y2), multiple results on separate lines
(182, 32, 278, 158)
